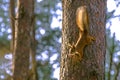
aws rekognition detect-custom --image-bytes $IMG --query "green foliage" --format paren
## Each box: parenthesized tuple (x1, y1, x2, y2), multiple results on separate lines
(35, 0, 61, 80)
(105, 3, 120, 79)
(0, 0, 11, 54)
(106, 28, 120, 80)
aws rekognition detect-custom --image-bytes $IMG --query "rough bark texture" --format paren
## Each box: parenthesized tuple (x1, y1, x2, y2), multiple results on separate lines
(13, 0, 33, 80)
(60, 0, 106, 80)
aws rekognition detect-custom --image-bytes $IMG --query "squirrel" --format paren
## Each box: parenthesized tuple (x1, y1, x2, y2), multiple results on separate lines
(68, 6, 95, 62)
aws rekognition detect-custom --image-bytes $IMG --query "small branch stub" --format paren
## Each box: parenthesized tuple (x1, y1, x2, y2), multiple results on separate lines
(68, 6, 95, 62)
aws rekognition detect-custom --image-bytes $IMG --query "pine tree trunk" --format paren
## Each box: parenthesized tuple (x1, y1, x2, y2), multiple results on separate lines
(60, 0, 106, 80)
(29, 0, 38, 80)
(13, 0, 34, 80)
(9, 0, 15, 53)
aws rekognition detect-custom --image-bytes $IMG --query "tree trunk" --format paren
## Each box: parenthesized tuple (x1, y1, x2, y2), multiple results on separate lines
(9, 0, 15, 53)
(13, 0, 34, 80)
(60, 0, 106, 80)
(29, 0, 38, 80)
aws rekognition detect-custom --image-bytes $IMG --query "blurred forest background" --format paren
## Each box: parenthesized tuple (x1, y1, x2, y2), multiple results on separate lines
(0, 0, 120, 80)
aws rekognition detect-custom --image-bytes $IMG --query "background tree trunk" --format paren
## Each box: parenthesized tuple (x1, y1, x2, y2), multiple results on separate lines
(13, 0, 34, 80)
(60, 0, 106, 80)
(9, 0, 15, 53)
(29, 0, 38, 80)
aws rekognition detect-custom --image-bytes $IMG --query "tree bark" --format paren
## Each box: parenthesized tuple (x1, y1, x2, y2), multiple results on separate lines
(13, 0, 34, 80)
(60, 0, 106, 80)
(9, 0, 15, 53)
(29, 0, 38, 80)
